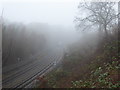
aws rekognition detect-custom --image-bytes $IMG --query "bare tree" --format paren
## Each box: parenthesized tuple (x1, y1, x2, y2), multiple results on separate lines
(118, 2, 120, 36)
(75, 2, 119, 37)
(2, 21, 47, 67)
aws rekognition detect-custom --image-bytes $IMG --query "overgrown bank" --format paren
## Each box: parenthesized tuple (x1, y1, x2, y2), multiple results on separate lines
(36, 34, 120, 88)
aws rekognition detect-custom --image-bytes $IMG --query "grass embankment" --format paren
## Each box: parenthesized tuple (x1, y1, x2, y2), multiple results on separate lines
(37, 38, 120, 88)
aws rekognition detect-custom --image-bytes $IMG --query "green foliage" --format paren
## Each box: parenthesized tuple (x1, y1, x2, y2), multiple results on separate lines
(93, 67, 102, 76)
(46, 68, 69, 88)
(45, 40, 120, 88)
(72, 60, 120, 88)
(71, 80, 93, 88)
(71, 40, 120, 88)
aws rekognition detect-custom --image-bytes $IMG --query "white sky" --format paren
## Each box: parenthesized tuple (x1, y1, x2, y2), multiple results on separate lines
(0, 0, 119, 27)
(1, 0, 82, 27)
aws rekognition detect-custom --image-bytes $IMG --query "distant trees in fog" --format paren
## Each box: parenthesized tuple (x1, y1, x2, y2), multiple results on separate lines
(75, 2, 119, 37)
(2, 21, 47, 66)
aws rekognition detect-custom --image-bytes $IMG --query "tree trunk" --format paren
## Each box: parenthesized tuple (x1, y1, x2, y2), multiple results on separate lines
(104, 24, 108, 37)
(104, 24, 109, 41)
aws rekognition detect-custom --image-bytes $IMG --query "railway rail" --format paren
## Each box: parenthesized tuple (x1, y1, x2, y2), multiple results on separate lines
(2, 48, 63, 88)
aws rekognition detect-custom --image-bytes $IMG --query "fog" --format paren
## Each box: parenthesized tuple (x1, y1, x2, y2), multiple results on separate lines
(1, 1, 119, 88)
(2, 1, 78, 27)
(2, 1, 83, 51)
(1, 1, 118, 67)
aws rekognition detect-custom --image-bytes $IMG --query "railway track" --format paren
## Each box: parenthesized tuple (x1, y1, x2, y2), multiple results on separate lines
(3, 49, 48, 75)
(2, 48, 64, 88)
(14, 61, 54, 88)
